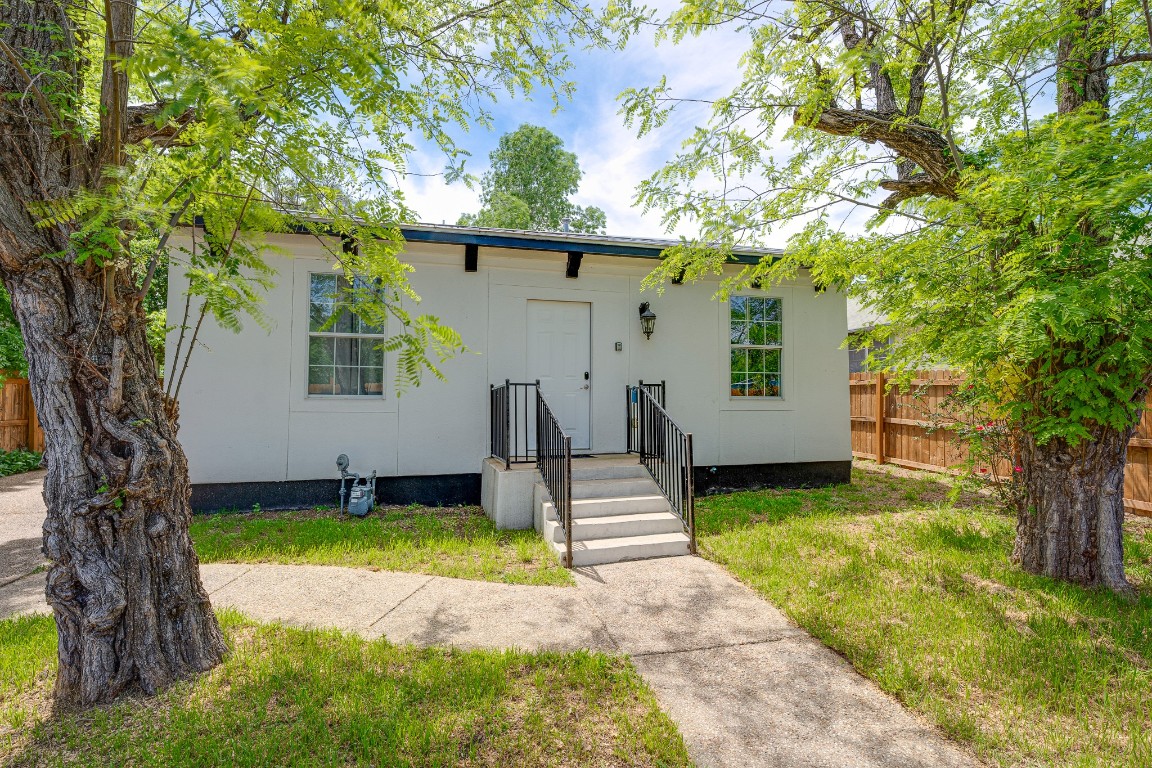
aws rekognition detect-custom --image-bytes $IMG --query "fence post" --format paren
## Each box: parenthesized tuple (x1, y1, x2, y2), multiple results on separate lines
(875, 371, 886, 464)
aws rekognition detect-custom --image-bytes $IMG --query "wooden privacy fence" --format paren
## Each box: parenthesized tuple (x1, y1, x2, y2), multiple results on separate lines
(0, 376, 45, 453)
(849, 371, 1152, 517)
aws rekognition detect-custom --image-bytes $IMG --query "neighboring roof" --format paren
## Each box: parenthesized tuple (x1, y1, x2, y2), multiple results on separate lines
(395, 222, 782, 266)
(847, 297, 886, 332)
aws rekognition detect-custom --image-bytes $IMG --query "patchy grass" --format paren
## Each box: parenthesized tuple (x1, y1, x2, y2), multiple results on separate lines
(0, 450, 41, 478)
(0, 612, 691, 768)
(190, 505, 572, 587)
(697, 465, 1152, 768)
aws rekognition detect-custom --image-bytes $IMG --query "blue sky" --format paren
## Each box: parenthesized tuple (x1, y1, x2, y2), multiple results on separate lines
(397, 5, 750, 240)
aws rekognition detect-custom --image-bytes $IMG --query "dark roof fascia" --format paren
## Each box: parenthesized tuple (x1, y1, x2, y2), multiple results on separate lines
(188, 216, 772, 266)
(397, 226, 769, 266)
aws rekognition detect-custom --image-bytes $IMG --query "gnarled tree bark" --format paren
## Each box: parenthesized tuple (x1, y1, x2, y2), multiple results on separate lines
(1014, 422, 1137, 592)
(1, 0, 225, 706)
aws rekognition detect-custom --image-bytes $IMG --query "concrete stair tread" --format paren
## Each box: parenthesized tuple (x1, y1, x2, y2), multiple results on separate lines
(572, 511, 682, 526)
(573, 531, 690, 550)
(571, 494, 666, 506)
(548, 530, 692, 566)
(571, 465, 649, 481)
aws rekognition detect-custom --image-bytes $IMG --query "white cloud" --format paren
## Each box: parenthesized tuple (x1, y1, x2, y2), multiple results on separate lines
(395, 12, 753, 239)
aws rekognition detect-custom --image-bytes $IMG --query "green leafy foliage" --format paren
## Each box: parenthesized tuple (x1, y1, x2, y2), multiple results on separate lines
(625, 0, 1152, 446)
(0, 289, 26, 376)
(459, 124, 608, 233)
(15, 0, 638, 394)
(0, 450, 42, 477)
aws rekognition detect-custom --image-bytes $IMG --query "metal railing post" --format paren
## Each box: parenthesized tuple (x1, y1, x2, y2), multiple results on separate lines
(685, 432, 696, 554)
(564, 435, 573, 568)
(503, 379, 511, 469)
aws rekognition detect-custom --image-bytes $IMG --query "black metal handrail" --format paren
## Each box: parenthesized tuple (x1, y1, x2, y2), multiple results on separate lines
(626, 380, 665, 453)
(490, 380, 539, 469)
(628, 383, 695, 553)
(536, 392, 573, 567)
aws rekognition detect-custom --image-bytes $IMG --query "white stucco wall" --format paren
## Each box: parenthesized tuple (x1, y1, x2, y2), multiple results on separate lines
(166, 230, 850, 484)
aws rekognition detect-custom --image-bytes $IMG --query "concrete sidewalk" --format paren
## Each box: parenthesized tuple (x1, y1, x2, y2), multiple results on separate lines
(1, 471, 979, 767)
(1, 553, 980, 768)
(0, 470, 46, 588)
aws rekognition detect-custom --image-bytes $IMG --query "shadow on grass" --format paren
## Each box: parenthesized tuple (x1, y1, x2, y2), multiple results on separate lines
(1, 611, 690, 768)
(189, 506, 572, 587)
(695, 466, 993, 537)
(700, 493, 1152, 768)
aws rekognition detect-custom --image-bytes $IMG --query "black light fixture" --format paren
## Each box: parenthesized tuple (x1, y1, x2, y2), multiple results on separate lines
(638, 302, 657, 340)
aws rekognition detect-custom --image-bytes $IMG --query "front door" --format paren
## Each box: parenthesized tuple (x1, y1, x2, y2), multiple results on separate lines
(527, 300, 591, 451)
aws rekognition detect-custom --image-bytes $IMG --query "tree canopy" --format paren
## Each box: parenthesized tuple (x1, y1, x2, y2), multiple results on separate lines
(624, 0, 1152, 590)
(0, 0, 635, 706)
(459, 124, 607, 233)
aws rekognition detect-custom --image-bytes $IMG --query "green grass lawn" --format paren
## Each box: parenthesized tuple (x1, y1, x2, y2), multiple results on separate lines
(697, 465, 1152, 768)
(0, 611, 690, 768)
(190, 505, 572, 586)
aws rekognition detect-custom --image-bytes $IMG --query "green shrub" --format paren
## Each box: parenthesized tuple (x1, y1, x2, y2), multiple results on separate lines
(0, 449, 42, 477)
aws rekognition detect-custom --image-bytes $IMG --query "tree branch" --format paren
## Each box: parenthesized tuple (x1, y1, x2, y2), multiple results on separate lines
(796, 107, 959, 201)
(125, 103, 196, 145)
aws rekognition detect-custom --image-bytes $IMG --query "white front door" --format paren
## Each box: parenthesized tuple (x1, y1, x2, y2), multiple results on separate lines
(527, 300, 592, 451)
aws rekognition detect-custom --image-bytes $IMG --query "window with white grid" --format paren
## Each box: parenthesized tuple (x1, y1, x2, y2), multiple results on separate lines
(729, 296, 782, 398)
(307, 273, 385, 396)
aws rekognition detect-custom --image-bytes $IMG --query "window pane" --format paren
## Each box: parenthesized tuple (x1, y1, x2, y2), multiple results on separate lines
(334, 365, 357, 395)
(764, 349, 781, 372)
(765, 375, 781, 397)
(730, 374, 748, 397)
(729, 296, 747, 322)
(752, 298, 781, 322)
(747, 348, 763, 372)
(730, 349, 747, 376)
(334, 337, 356, 366)
(747, 374, 765, 397)
(360, 341, 384, 368)
(762, 322, 781, 345)
(730, 322, 748, 345)
(359, 368, 382, 393)
(748, 323, 767, 345)
(309, 274, 338, 332)
(308, 336, 334, 366)
(308, 366, 335, 395)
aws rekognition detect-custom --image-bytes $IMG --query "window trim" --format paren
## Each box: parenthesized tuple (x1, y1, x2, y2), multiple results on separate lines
(728, 295, 783, 400)
(306, 272, 388, 398)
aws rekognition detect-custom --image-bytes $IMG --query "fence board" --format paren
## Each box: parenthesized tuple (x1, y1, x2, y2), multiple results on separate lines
(849, 371, 1152, 518)
(0, 376, 40, 452)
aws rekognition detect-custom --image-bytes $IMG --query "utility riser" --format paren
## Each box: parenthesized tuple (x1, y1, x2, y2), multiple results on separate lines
(573, 477, 662, 499)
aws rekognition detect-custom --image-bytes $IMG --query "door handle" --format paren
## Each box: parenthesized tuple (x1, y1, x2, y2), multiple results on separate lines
(581, 384, 590, 390)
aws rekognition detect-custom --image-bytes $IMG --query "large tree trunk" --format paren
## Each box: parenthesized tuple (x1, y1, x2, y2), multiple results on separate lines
(1012, 0, 1134, 593)
(4, 263, 226, 706)
(1, 0, 226, 706)
(1013, 425, 1135, 592)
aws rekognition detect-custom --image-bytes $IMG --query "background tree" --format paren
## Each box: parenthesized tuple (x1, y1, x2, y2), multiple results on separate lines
(459, 124, 608, 232)
(0, 0, 630, 706)
(624, 0, 1152, 592)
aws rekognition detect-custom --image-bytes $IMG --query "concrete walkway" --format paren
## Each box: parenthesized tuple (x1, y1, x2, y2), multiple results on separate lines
(1, 476, 981, 768)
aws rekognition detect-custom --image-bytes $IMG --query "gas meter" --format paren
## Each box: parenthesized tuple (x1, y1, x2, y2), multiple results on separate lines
(336, 454, 377, 517)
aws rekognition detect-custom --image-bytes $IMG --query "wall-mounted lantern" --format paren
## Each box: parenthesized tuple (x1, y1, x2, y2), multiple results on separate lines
(638, 302, 657, 340)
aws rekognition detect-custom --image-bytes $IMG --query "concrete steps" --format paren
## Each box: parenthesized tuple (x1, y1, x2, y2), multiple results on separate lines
(537, 456, 692, 566)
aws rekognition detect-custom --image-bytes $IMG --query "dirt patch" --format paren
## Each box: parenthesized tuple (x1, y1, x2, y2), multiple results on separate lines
(1125, 513, 1152, 536)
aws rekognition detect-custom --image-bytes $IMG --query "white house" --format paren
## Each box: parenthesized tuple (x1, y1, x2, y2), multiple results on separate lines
(167, 223, 850, 563)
